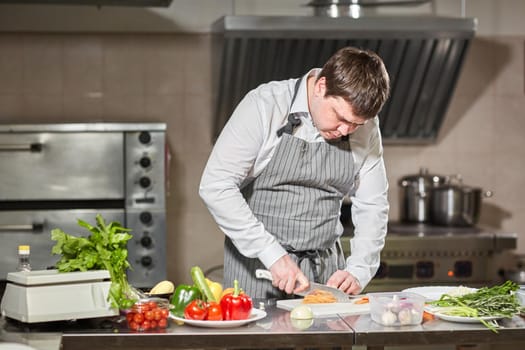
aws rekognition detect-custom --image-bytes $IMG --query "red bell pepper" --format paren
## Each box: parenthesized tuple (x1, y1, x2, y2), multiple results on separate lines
(220, 279, 253, 320)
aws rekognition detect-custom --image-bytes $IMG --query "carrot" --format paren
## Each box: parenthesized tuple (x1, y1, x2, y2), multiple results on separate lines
(423, 311, 435, 321)
(354, 296, 369, 304)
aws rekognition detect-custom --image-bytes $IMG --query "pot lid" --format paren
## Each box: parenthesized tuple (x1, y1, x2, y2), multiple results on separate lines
(398, 167, 445, 186)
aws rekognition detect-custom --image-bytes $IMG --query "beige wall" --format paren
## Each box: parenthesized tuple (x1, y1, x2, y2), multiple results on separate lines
(0, 32, 523, 286)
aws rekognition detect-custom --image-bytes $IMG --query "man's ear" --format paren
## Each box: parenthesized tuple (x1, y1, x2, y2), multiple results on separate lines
(315, 76, 326, 97)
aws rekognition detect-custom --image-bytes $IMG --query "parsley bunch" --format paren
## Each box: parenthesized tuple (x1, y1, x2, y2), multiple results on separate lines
(51, 214, 139, 310)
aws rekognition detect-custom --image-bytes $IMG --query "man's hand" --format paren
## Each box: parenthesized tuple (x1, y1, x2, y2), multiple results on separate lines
(269, 255, 309, 295)
(326, 270, 362, 295)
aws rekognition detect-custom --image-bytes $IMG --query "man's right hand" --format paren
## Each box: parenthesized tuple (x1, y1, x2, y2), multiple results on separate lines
(269, 255, 309, 295)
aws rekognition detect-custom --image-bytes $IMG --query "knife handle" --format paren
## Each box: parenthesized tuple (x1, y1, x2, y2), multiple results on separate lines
(255, 269, 273, 281)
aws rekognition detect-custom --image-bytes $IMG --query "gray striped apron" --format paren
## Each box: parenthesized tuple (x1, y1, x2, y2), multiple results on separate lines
(224, 79, 355, 300)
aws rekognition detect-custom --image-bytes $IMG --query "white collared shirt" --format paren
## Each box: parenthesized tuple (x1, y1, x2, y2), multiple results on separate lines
(199, 69, 389, 288)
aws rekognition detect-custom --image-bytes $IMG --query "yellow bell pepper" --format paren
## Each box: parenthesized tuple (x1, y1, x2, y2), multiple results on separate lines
(205, 278, 223, 302)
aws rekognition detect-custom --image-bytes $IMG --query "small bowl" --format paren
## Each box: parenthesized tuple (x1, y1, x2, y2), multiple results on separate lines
(368, 292, 425, 326)
(124, 297, 171, 331)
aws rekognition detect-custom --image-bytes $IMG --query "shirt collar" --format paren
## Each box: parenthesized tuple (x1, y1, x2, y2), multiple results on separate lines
(289, 68, 320, 116)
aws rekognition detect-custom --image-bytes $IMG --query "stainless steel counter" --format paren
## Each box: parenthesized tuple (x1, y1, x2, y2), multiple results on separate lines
(2, 306, 525, 350)
(342, 313, 525, 349)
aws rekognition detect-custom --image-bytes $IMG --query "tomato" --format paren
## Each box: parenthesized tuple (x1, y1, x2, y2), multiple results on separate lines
(184, 299, 208, 320)
(144, 310, 154, 321)
(129, 321, 139, 331)
(148, 301, 158, 310)
(150, 320, 158, 329)
(161, 308, 169, 318)
(126, 312, 135, 323)
(206, 301, 223, 321)
(133, 313, 144, 324)
(158, 318, 168, 328)
(154, 309, 162, 321)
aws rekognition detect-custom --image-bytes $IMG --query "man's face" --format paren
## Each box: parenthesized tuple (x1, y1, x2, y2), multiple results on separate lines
(309, 77, 368, 140)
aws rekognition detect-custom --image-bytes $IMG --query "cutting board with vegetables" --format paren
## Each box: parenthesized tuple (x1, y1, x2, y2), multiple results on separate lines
(276, 299, 370, 317)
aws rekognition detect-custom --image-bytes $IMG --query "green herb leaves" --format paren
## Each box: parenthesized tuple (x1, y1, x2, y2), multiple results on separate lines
(429, 280, 524, 332)
(51, 214, 137, 310)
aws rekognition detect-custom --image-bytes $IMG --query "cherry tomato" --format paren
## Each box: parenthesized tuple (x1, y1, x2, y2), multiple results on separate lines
(184, 299, 208, 320)
(158, 318, 168, 328)
(206, 301, 223, 321)
(129, 321, 139, 331)
(126, 312, 135, 323)
(148, 301, 158, 310)
(144, 310, 154, 321)
(133, 313, 144, 324)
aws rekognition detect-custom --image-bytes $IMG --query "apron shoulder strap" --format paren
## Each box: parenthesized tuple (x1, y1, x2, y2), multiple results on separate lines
(276, 78, 303, 137)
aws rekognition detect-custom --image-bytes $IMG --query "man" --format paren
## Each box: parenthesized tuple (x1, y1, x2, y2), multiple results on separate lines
(200, 46, 390, 300)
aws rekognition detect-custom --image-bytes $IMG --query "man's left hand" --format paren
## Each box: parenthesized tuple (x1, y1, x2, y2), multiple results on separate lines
(326, 270, 362, 294)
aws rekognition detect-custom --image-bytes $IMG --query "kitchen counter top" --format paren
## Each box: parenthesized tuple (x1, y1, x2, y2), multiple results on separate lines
(2, 304, 525, 350)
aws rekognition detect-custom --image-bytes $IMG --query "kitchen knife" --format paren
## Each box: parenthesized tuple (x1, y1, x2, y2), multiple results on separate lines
(254, 269, 352, 302)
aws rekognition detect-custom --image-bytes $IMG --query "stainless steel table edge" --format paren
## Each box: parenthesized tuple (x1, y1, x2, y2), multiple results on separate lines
(339, 313, 525, 350)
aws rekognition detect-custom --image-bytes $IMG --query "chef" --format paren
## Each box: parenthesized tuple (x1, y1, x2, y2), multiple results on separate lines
(199, 46, 390, 300)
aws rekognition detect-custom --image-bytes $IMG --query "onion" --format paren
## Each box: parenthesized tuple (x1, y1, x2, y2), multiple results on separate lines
(290, 305, 314, 320)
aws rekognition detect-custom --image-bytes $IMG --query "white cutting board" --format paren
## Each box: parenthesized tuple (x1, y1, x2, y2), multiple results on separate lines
(276, 299, 370, 317)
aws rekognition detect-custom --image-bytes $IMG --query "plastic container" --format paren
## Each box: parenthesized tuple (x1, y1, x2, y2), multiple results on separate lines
(124, 297, 171, 331)
(516, 286, 525, 306)
(368, 292, 425, 326)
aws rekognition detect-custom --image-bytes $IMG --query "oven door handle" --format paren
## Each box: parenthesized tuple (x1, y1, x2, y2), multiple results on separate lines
(0, 223, 44, 232)
(0, 143, 43, 152)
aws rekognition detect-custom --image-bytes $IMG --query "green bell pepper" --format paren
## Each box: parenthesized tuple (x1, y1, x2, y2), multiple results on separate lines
(170, 284, 202, 317)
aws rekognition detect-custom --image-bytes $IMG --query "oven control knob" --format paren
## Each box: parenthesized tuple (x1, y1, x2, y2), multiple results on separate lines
(139, 156, 151, 168)
(454, 261, 472, 278)
(141, 256, 153, 267)
(139, 131, 151, 144)
(139, 176, 151, 188)
(416, 261, 434, 278)
(140, 211, 153, 224)
(140, 236, 152, 248)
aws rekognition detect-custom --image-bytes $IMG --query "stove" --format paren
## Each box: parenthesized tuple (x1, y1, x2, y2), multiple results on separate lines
(340, 222, 518, 292)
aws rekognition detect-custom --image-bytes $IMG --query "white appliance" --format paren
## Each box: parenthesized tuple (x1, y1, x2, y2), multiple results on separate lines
(1, 269, 118, 323)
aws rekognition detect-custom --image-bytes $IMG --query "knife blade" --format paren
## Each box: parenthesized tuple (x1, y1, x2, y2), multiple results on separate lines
(254, 269, 352, 302)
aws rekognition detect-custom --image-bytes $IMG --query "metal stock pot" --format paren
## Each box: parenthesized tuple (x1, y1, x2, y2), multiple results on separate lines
(398, 168, 446, 223)
(429, 175, 493, 227)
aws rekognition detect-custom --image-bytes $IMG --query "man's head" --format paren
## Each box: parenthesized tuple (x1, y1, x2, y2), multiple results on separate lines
(318, 46, 390, 120)
(308, 46, 390, 140)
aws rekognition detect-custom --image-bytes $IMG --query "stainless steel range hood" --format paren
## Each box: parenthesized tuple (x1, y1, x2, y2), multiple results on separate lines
(0, 0, 172, 6)
(212, 14, 477, 144)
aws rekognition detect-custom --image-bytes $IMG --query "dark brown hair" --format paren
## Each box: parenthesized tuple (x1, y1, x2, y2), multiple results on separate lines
(317, 46, 390, 120)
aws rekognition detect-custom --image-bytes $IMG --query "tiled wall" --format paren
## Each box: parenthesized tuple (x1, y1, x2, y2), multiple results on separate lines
(0, 33, 523, 284)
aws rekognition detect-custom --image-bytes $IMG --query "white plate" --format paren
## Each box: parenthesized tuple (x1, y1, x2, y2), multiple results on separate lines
(424, 306, 502, 323)
(402, 286, 476, 302)
(169, 308, 267, 328)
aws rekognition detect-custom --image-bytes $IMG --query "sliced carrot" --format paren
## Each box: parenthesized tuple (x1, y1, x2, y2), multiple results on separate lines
(423, 311, 435, 321)
(354, 296, 369, 304)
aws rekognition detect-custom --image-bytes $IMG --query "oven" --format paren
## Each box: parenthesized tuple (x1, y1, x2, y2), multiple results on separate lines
(341, 222, 518, 292)
(0, 123, 167, 291)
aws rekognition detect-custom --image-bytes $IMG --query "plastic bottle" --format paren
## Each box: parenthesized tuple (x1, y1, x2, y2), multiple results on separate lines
(17, 245, 31, 272)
